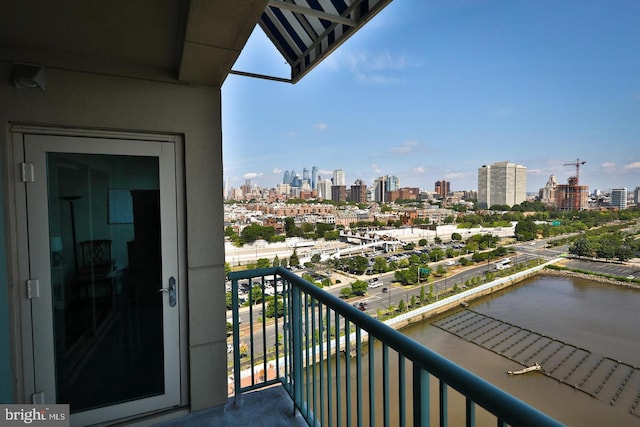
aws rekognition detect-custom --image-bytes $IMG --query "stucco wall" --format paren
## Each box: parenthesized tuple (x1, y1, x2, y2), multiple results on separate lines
(0, 63, 227, 409)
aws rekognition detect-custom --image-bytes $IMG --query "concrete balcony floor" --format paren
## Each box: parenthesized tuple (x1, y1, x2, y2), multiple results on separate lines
(155, 384, 308, 427)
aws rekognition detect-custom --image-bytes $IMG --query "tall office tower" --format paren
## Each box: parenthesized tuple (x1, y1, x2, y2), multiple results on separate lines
(291, 174, 302, 188)
(387, 175, 399, 192)
(290, 170, 296, 184)
(434, 180, 450, 198)
(317, 178, 333, 200)
(477, 161, 527, 209)
(373, 176, 387, 202)
(349, 179, 367, 203)
(634, 187, 640, 206)
(333, 169, 346, 186)
(311, 166, 318, 190)
(373, 175, 399, 203)
(303, 167, 309, 182)
(283, 170, 290, 184)
(240, 179, 251, 197)
(611, 188, 628, 210)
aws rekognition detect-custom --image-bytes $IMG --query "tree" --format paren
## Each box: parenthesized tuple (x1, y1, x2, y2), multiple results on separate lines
(265, 297, 284, 318)
(240, 223, 275, 243)
(434, 236, 442, 244)
(351, 280, 368, 296)
(289, 249, 300, 267)
(339, 287, 353, 298)
(226, 291, 232, 310)
(418, 238, 428, 246)
(398, 299, 406, 313)
(451, 232, 462, 241)
(285, 217, 302, 237)
(419, 286, 426, 304)
(311, 253, 321, 263)
(373, 257, 388, 273)
(515, 218, 537, 241)
(272, 255, 280, 267)
(256, 258, 271, 269)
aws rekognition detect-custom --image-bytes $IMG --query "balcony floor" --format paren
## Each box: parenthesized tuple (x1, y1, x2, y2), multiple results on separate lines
(155, 384, 308, 427)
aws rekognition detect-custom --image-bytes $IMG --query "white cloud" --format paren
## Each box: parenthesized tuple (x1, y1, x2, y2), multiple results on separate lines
(412, 166, 426, 174)
(444, 172, 468, 179)
(390, 140, 418, 154)
(318, 169, 333, 176)
(242, 172, 264, 180)
(624, 161, 640, 170)
(313, 123, 328, 131)
(602, 162, 616, 169)
(371, 163, 383, 174)
(284, 130, 297, 138)
(272, 168, 283, 174)
(527, 168, 543, 175)
(333, 49, 414, 85)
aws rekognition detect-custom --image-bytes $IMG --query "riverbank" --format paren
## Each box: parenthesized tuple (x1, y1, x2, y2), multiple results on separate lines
(543, 261, 640, 290)
(382, 258, 562, 332)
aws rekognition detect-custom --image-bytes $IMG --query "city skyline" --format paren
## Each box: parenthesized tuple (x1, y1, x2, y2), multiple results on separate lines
(222, 1, 640, 193)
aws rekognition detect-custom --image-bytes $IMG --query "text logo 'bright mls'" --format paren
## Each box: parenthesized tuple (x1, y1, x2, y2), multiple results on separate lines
(1, 405, 69, 426)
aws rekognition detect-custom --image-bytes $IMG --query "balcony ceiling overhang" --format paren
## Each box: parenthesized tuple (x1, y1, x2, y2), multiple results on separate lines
(0, 0, 391, 86)
(242, 0, 393, 83)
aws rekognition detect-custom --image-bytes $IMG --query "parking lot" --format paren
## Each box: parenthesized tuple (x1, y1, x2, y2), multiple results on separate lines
(563, 258, 640, 279)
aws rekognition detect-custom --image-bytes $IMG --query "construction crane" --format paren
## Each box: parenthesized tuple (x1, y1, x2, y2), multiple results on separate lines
(564, 158, 586, 185)
(563, 158, 587, 211)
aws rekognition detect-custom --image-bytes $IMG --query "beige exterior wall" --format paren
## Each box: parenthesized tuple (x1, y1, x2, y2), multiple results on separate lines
(0, 64, 228, 410)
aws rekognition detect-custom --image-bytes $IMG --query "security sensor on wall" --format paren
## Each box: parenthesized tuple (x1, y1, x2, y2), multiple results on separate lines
(12, 63, 46, 90)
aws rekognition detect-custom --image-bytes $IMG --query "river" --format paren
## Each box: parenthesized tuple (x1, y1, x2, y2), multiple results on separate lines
(401, 274, 640, 426)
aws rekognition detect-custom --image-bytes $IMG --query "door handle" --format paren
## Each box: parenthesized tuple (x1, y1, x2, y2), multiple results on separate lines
(158, 276, 177, 307)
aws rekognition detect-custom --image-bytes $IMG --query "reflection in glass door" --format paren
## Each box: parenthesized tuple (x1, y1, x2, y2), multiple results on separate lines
(48, 153, 164, 411)
(24, 134, 181, 425)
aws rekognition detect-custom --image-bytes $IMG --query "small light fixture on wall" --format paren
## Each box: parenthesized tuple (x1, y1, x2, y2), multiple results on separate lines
(12, 63, 46, 90)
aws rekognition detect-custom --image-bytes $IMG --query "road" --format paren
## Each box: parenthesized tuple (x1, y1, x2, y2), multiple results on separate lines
(230, 244, 554, 362)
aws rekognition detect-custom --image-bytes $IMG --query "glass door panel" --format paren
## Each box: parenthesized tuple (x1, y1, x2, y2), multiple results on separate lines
(47, 153, 164, 412)
(24, 134, 180, 425)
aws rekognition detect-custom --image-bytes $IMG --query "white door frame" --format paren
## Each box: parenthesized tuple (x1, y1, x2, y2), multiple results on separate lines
(11, 126, 187, 425)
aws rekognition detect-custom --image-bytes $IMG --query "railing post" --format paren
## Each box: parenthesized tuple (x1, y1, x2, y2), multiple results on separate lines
(232, 277, 242, 406)
(413, 365, 430, 427)
(291, 283, 303, 414)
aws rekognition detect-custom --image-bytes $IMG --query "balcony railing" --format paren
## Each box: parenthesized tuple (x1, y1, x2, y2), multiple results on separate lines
(228, 267, 563, 426)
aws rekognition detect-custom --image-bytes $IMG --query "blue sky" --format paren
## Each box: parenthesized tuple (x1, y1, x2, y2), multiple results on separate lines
(222, 0, 640, 194)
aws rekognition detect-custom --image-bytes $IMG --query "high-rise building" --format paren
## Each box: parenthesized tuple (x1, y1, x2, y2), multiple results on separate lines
(303, 167, 309, 182)
(311, 166, 318, 190)
(434, 180, 450, 198)
(477, 161, 527, 209)
(373, 175, 400, 203)
(555, 176, 589, 211)
(317, 179, 332, 200)
(611, 188, 628, 210)
(387, 175, 399, 192)
(634, 187, 640, 206)
(331, 185, 347, 202)
(349, 179, 367, 203)
(333, 169, 346, 186)
(283, 170, 290, 185)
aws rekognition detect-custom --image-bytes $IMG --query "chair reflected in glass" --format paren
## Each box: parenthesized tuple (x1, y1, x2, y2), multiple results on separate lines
(74, 239, 115, 335)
